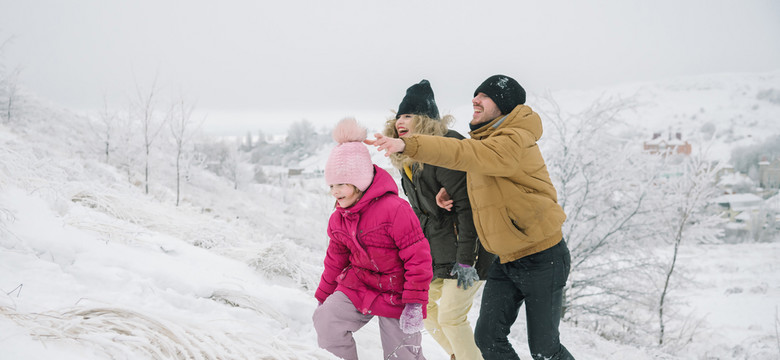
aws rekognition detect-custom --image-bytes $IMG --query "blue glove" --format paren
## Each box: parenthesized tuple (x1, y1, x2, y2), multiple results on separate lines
(450, 263, 479, 290)
(399, 303, 424, 334)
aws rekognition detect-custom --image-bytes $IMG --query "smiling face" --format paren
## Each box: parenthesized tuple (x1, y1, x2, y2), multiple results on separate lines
(471, 92, 502, 125)
(395, 114, 415, 137)
(330, 183, 362, 208)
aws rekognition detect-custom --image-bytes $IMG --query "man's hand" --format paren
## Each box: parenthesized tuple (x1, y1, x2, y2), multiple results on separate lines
(364, 133, 405, 156)
(436, 187, 453, 211)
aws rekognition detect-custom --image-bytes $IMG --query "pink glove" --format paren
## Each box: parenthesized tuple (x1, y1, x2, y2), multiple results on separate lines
(399, 303, 424, 334)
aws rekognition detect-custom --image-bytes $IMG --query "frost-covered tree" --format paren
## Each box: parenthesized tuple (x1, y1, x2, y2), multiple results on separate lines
(197, 138, 253, 189)
(540, 93, 663, 335)
(283, 119, 330, 162)
(744, 206, 778, 243)
(88, 96, 119, 163)
(113, 108, 142, 183)
(541, 92, 726, 347)
(255, 129, 267, 146)
(731, 133, 780, 176)
(169, 94, 198, 206)
(222, 139, 253, 190)
(249, 119, 330, 167)
(0, 37, 23, 125)
(652, 154, 724, 346)
(1, 67, 21, 124)
(131, 75, 168, 194)
(286, 119, 316, 151)
(0, 145, 15, 239)
(243, 131, 253, 151)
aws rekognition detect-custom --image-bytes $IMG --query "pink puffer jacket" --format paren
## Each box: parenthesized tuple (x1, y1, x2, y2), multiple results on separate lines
(315, 165, 432, 319)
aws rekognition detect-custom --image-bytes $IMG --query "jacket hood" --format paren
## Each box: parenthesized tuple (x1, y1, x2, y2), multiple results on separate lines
(336, 165, 397, 215)
(470, 105, 542, 141)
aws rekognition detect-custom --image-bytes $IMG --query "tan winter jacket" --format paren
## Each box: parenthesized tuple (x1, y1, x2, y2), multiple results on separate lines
(401, 105, 566, 263)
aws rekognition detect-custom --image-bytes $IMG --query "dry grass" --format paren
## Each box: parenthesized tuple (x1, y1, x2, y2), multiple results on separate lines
(0, 305, 333, 360)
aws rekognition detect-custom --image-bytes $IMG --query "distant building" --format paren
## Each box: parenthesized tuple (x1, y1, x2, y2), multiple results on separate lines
(758, 156, 780, 189)
(713, 193, 764, 211)
(717, 170, 754, 194)
(643, 129, 692, 156)
(712, 193, 764, 222)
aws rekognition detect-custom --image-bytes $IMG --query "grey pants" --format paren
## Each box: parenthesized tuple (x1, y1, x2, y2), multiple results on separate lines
(313, 291, 425, 360)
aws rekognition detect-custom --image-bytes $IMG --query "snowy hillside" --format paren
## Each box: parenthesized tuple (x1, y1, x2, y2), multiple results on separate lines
(545, 70, 780, 163)
(1, 71, 779, 359)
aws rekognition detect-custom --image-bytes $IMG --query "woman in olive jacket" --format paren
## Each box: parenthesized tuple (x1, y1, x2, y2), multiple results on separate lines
(383, 80, 495, 360)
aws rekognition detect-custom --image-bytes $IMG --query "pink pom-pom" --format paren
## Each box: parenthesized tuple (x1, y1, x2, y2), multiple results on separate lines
(332, 117, 367, 144)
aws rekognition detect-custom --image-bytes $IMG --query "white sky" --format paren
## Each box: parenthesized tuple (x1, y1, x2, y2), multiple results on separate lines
(1, 0, 779, 134)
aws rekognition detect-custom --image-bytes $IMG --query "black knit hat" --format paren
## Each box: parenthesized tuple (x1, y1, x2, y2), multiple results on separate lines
(396, 79, 440, 120)
(473, 75, 526, 115)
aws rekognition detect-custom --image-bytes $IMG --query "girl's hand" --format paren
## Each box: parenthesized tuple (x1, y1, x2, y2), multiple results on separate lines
(399, 303, 424, 334)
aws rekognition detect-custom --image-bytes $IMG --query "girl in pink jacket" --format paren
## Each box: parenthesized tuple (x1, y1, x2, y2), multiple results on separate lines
(313, 118, 433, 360)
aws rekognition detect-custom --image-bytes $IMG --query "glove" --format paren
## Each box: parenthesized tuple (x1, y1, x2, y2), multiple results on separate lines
(450, 263, 479, 290)
(399, 303, 424, 334)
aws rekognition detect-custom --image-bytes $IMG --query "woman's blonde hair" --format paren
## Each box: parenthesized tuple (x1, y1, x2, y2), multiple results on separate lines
(382, 113, 455, 171)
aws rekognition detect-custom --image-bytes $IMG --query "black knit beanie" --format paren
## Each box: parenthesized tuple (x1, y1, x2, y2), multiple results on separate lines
(473, 75, 526, 115)
(396, 79, 440, 120)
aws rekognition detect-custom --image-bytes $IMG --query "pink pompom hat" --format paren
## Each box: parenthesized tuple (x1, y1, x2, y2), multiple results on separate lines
(325, 118, 374, 192)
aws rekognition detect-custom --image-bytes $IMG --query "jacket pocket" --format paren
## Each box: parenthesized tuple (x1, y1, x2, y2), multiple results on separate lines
(500, 207, 530, 241)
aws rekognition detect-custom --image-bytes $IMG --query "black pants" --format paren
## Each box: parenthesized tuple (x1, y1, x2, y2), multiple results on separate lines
(474, 239, 574, 360)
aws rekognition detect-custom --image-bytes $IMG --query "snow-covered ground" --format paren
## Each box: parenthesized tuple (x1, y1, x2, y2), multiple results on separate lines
(1, 71, 779, 359)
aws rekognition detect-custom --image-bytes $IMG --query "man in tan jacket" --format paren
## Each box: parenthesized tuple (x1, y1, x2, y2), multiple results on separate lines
(367, 75, 574, 360)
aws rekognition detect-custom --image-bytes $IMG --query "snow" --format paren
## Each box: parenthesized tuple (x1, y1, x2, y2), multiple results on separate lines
(2, 71, 780, 359)
(718, 172, 754, 187)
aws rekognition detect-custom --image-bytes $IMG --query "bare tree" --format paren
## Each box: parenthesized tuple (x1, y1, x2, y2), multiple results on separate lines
(542, 92, 726, 347)
(207, 138, 255, 190)
(169, 93, 199, 206)
(131, 75, 168, 194)
(1, 67, 21, 124)
(654, 154, 724, 345)
(87, 95, 119, 163)
(243, 131, 253, 151)
(113, 105, 141, 183)
(0, 37, 23, 124)
(744, 206, 778, 243)
(540, 93, 661, 324)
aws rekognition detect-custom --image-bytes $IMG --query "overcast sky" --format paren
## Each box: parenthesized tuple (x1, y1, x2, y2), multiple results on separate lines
(1, 0, 779, 134)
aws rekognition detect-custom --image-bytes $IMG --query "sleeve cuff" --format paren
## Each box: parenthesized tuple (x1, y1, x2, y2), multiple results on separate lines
(402, 136, 419, 157)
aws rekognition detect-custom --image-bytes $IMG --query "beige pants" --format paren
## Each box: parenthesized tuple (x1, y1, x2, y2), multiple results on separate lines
(424, 278, 484, 360)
